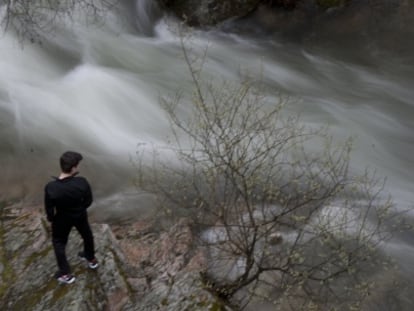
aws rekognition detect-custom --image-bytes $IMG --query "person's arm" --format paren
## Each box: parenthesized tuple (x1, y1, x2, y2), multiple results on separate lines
(44, 186, 55, 222)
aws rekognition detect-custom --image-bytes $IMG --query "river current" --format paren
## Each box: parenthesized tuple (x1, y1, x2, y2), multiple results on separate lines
(0, 1, 413, 308)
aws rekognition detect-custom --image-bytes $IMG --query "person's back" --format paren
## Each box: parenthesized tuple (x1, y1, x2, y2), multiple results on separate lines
(45, 175, 92, 219)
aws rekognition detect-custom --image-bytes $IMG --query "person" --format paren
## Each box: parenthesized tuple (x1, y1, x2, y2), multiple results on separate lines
(44, 151, 98, 284)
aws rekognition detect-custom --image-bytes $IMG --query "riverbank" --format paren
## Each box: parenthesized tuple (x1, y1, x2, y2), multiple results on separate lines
(0, 200, 225, 310)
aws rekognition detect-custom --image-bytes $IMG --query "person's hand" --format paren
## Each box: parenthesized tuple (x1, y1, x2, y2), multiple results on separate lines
(42, 217, 52, 237)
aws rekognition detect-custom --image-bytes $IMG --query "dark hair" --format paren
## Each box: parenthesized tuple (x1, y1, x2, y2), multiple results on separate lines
(60, 151, 83, 173)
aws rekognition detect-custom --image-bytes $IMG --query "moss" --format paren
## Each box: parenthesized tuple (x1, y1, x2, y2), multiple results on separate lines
(209, 300, 227, 311)
(174, 293, 229, 311)
(7, 277, 69, 311)
(0, 201, 16, 299)
(0, 258, 15, 298)
(50, 282, 71, 305)
(182, 293, 228, 311)
(23, 246, 52, 268)
(11, 212, 32, 226)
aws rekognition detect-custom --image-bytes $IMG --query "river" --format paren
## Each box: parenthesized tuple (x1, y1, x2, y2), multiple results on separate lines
(0, 1, 413, 309)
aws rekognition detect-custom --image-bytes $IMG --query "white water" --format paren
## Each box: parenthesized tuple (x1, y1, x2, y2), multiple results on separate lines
(1, 0, 413, 308)
(0, 1, 412, 208)
(2, 8, 411, 200)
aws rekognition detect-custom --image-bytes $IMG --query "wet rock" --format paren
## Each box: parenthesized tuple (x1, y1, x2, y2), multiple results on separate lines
(158, 0, 413, 43)
(159, 0, 262, 26)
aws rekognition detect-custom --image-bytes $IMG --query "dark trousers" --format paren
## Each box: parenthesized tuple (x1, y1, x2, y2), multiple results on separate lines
(52, 213, 95, 275)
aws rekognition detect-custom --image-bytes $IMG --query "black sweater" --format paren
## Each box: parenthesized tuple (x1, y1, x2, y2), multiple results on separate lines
(44, 175, 93, 221)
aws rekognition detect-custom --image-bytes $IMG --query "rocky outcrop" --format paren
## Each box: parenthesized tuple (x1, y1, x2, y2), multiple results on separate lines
(157, 0, 355, 27)
(159, 0, 262, 26)
(0, 201, 226, 311)
(158, 0, 413, 34)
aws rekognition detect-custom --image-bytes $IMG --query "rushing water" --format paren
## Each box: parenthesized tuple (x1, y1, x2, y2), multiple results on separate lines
(0, 1, 413, 307)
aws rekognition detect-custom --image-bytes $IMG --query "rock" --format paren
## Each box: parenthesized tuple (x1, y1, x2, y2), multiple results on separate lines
(0, 202, 224, 311)
(158, 0, 414, 48)
(159, 0, 262, 26)
(0, 202, 132, 311)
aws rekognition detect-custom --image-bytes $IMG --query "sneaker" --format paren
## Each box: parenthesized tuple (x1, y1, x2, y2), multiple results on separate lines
(78, 251, 99, 269)
(57, 274, 75, 284)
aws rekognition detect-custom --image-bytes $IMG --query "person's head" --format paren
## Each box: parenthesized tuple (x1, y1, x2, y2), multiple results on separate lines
(60, 151, 83, 173)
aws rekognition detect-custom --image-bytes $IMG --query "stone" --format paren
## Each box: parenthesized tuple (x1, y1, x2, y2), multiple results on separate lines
(0, 202, 219, 311)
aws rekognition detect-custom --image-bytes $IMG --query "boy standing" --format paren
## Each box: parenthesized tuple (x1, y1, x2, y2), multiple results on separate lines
(44, 151, 98, 284)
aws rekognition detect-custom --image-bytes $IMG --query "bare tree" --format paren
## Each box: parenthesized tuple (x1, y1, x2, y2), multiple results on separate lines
(135, 38, 402, 310)
(0, 0, 119, 42)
